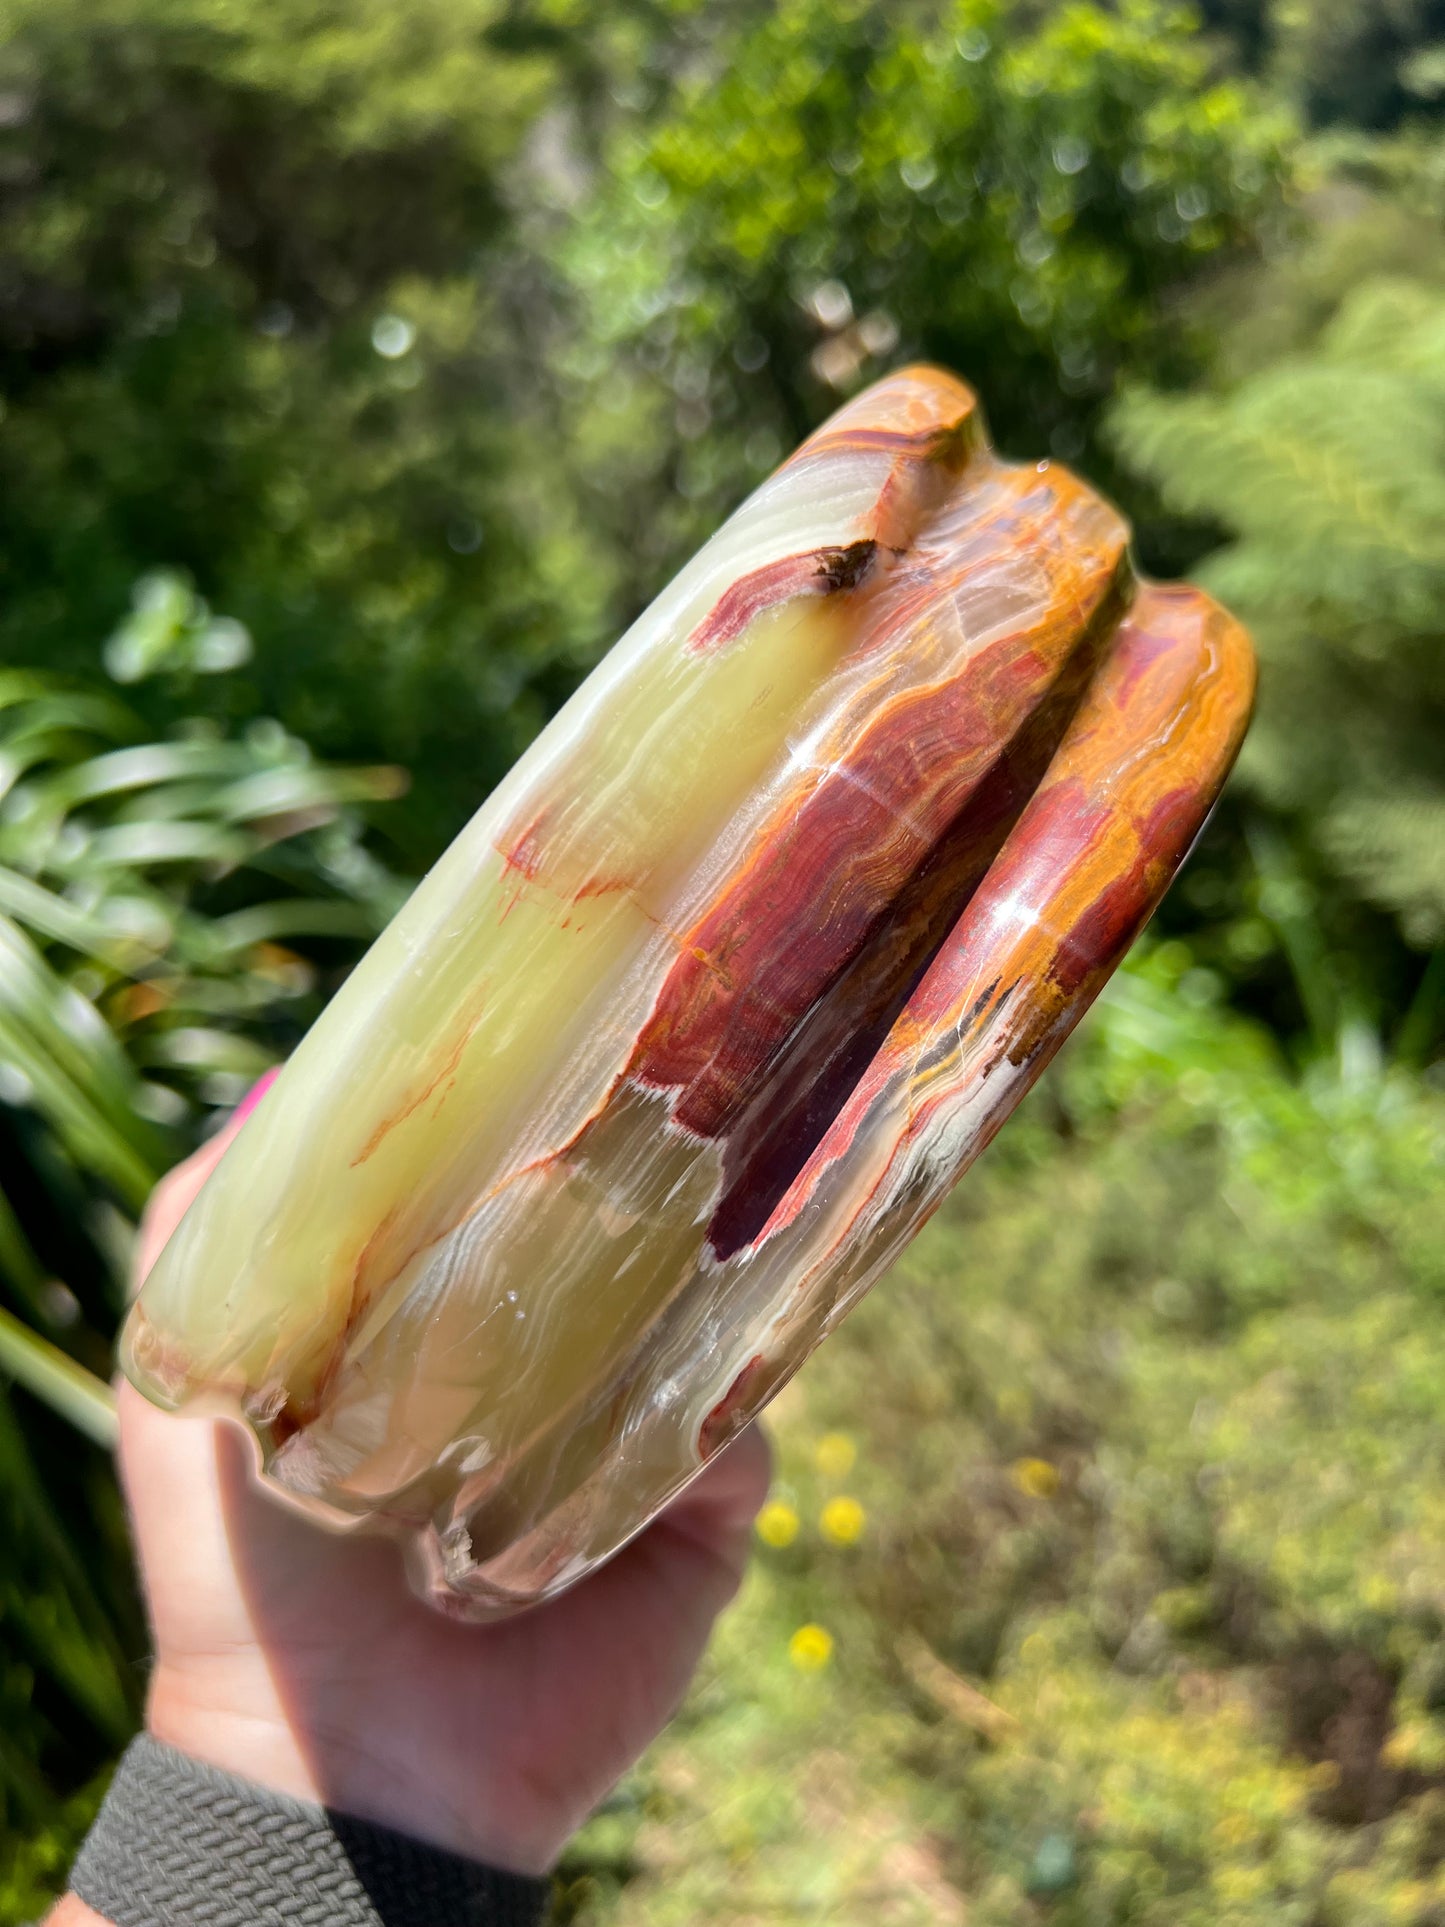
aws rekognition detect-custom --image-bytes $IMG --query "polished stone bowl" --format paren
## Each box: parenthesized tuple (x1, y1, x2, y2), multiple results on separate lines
(124, 366, 1255, 1617)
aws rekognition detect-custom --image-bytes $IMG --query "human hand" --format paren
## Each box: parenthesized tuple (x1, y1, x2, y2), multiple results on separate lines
(109, 1086, 770, 1877)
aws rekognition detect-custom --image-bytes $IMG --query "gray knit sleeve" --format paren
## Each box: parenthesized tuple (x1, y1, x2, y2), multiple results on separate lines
(70, 1735, 550, 1926)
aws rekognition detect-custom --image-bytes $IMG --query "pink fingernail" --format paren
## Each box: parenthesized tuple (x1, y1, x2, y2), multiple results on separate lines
(233, 1066, 281, 1125)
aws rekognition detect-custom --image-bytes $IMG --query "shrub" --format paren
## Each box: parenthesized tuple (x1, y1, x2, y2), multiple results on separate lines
(0, 597, 408, 1916)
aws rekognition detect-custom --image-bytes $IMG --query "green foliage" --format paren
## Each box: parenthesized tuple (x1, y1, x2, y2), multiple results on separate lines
(0, 612, 408, 1908)
(559, 0, 1290, 593)
(1271, 0, 1445, 133)
(0, 0, 1295, 857)
(1194, 0, 1445, 132)
(560, 952, 1445, 1923)
(1, 3, 1441, 1917)
(0, 0, 608, 848)
(1113, 179, 1445, 1000)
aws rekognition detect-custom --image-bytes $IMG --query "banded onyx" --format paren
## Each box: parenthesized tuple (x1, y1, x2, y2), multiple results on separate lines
(123, 367, 1255, 1616)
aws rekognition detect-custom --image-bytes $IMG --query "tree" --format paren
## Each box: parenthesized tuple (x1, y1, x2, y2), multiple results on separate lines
(0, 0, 1293, 851)
(0, 0, 606, 851)
(556, 0, 1290, 601)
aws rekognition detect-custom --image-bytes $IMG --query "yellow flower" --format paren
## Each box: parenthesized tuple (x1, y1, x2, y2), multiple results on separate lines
(789, 1623, 834, 1672)
(814, 1432, 857, 1479)
(819, 1495, 866, 1546)
(1308, 1758, 1343, 1791)
(1011, 1456, 1060, 1500)
(755, 1499, 800, 1548)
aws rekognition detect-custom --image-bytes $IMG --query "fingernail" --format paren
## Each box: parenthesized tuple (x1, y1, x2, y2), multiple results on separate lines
(233, 1066, 281, 1125)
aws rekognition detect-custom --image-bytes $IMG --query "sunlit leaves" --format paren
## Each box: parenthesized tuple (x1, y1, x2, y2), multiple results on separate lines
(0, 626, 409, 1888)
(565, 0, 1291, 515)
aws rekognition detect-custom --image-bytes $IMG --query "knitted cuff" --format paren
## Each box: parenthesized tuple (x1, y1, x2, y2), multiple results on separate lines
(70, 1734, 550, 1927)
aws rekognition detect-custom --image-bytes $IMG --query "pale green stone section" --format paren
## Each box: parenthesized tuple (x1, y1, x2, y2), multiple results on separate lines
(125, 465, 890, 1429)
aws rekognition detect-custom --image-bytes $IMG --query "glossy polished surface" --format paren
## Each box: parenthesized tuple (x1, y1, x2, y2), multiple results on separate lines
(123, 367, 1255, 1616)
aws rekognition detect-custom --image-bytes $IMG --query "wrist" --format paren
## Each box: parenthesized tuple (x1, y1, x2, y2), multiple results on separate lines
(145, 1664, 549, 1876)
(147, 1664, 327, 1806)
(47, 1898, 109, 1927)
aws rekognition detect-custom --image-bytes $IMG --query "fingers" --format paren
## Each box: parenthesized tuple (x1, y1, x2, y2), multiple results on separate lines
(654, 1421, 772, 1579)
